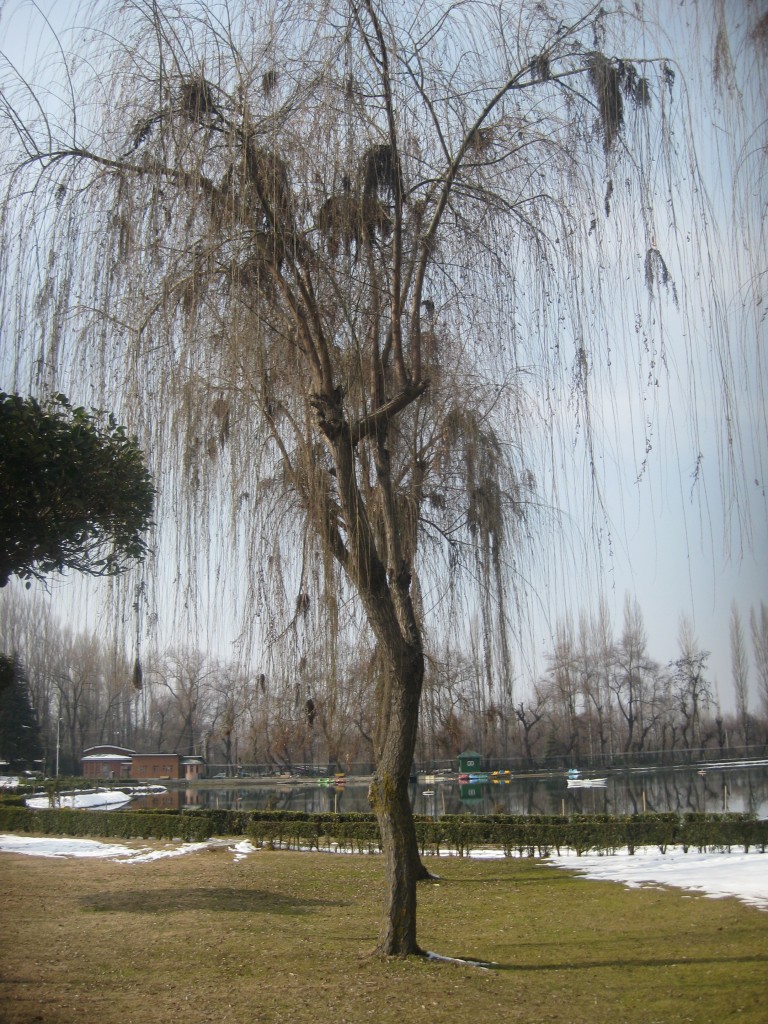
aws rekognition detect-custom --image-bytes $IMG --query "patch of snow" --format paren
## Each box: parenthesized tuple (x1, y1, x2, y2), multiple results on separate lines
(230, 840, 258, 861)
(0, 834, 261, 863)
(0, 834, 150, 859)
(0, 776, 20, 789)
(25, 790, 133, 810)
(547, 847, 768, 911)
(122, 841, 211, 862)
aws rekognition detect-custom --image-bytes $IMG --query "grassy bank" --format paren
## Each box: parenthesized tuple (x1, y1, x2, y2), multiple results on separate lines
(1, 841, 766, 1024)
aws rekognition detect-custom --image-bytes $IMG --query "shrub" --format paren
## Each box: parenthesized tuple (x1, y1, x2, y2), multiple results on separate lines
(1, 807, 764, 856)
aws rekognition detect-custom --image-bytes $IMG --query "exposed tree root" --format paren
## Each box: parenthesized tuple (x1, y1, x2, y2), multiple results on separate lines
(425, 951, 497, 970)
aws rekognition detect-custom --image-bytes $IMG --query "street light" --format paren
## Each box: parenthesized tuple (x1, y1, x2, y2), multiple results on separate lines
(55, 717, 62, 777)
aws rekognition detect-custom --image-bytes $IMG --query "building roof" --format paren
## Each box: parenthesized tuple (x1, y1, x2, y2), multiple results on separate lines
(81, 753, 132, 762)
(130, 752, 181, 758)
(79, 747, 206, 764)
(81, 744, 136, 757)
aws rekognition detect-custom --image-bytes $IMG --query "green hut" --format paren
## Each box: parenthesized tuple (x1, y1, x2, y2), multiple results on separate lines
(457, 750, 483, 773)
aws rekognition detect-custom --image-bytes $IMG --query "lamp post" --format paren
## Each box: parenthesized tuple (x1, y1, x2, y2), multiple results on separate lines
(55, 716, 62, 777)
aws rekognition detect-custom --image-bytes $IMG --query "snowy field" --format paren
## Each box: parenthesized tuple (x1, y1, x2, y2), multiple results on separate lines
(0, 833, 765, 911)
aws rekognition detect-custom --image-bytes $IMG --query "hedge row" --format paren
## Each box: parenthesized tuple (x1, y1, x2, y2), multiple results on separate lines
(1, 807, 766, 856)
(422, 812, 768, 857)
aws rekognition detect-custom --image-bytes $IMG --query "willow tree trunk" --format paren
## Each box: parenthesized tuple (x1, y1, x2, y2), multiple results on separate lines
(368, 640, 426, 956)
(319, 401, 430, 956)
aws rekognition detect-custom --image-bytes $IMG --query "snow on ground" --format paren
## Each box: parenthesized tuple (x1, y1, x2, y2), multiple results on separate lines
(25, 791, 134, 810)
(0, 834, 765, 910)
(546, 848, 768, 911)
(0, 834, 235, 861)
(0, 834, 156, 860)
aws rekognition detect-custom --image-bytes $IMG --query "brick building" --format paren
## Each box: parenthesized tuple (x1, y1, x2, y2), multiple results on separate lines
(81, 745, 133, 779)
(81, 745, 205, 780)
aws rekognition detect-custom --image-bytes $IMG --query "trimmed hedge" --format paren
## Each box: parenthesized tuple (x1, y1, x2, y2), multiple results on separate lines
(0, 806, 766, 856)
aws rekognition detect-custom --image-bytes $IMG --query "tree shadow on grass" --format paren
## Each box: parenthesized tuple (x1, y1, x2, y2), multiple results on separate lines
(81, 887, 350, 915)
(430, 872, 573, 886)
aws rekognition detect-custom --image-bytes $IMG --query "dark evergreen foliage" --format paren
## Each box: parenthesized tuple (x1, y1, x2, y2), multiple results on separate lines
(0, 655, 42, 767)
(0, 392, 154, 587)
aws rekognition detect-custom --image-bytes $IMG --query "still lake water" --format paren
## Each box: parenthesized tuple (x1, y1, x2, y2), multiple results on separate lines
(134, 763, 768, 819)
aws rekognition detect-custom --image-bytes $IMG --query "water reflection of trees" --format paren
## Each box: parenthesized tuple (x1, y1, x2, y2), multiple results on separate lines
(179, 767, 767, 819)
(466, 768, 768, 818)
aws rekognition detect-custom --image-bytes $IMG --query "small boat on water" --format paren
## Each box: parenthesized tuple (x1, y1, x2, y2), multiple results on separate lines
(318, 774, 346, 788)
(456, 769, 513, 784)
(566, 777, 608, 788)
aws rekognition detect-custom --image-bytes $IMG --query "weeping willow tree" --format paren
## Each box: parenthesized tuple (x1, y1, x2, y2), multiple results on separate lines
(1, 0, 764, 956)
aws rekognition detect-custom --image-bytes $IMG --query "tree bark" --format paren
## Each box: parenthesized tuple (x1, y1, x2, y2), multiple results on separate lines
(368, 642, 426, 956)
(318, 394, 431, 955)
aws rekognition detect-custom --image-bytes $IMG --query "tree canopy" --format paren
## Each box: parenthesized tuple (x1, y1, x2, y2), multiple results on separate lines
(0, 392, 154, 588)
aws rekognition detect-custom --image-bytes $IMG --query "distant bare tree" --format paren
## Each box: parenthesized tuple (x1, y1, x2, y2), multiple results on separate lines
(751, 603, 768, 724)
(611, 596, 659, 755)
(672, 617, 713, 761)
(207, 663, 251, 773)
(730, 603, 751, 746)
(575, 604, 613, 760)
(157, 649, 217, 756)
(514, 687, 549, 769)
(542, 618, 581, 761)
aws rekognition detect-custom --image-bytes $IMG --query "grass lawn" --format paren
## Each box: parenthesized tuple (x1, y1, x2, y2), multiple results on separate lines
(0, 841, 765, 1024)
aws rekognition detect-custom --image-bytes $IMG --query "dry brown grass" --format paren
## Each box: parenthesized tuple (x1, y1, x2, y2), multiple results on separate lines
(1, 840, 766, 1024)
